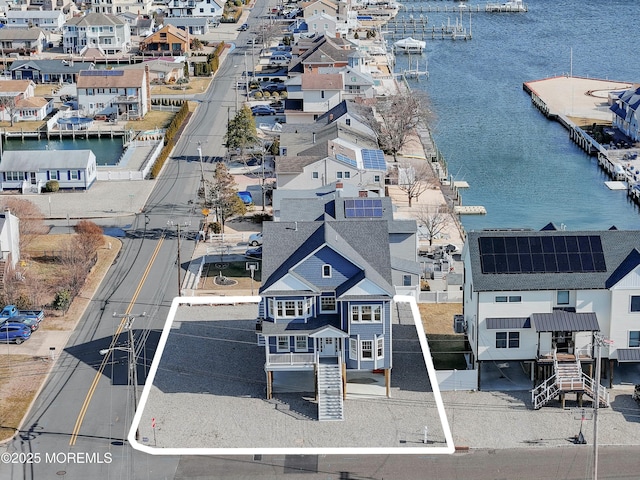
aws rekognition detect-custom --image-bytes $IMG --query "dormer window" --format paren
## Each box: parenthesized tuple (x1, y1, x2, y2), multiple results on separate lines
(322, 264, 331, 278)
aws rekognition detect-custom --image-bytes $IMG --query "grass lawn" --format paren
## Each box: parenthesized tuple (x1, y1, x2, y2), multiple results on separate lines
(124, 109, 176, 132)
(150, 77, 212, 96)
(418, 303, 467, 369)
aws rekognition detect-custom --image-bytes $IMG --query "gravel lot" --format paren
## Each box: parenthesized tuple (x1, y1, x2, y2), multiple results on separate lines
(136, 303, 640, 452)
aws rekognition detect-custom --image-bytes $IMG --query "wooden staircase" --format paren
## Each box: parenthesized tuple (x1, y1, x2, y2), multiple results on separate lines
(532, 356, 609, 410)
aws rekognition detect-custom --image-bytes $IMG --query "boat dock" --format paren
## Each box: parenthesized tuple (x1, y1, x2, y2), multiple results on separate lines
(399, 3, 526, 13)
(523, 76, 640, 206)
(2, 127, 127, 141)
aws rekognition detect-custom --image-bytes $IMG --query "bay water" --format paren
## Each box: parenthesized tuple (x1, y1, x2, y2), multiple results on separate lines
(393, 0, 640, 231)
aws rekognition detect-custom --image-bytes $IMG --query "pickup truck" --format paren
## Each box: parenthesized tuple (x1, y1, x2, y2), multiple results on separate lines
(0, 305, 45, 323)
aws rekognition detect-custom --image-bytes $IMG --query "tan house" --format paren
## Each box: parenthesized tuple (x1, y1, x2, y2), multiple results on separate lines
(0, 79, 53, 122)
(139, 24, 190, 56)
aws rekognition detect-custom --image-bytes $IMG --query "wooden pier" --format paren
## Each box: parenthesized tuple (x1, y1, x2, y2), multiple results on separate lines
(2, 128, 127, 141)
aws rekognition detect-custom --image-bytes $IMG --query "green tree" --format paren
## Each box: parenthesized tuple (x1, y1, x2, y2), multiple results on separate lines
(224, 105, 258, 159)
(207, 163, 246, 232)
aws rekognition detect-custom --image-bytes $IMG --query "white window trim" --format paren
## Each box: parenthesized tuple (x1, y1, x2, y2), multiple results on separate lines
(276, 335, 289, 352)
(351, 304, 382, 323)
(275, 299, 312, 319)
(322, 264, 331, 278)
(376, 337, 384, 359)
(294, 335, 307, 352)
(319, 295, 337, 313)
(349, 338, 357, 359)
(361, 339, 373, 359)
(630, 295, 640, 313)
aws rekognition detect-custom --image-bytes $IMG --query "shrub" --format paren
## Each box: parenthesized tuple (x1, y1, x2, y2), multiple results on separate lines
(44, 180, 59, 192)
(251, 212, 272, 224)
(53, 289, 72, 312)
(209, 222, 221, 234)
(254, 91, 263, 99)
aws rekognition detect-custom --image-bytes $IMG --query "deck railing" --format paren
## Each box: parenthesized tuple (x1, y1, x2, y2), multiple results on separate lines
(267, 352, 315, 366)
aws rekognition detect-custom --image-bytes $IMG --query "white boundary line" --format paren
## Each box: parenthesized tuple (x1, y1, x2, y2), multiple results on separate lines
(128, 295, 455, 455)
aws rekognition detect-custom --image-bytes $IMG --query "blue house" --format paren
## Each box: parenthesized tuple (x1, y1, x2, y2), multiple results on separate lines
(258, 220, 395, 421)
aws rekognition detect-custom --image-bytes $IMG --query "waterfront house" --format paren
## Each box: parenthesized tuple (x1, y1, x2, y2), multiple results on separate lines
(86, 0, 155, 16)
(610, 85, 640, 143)
(4, 10, 66, 32)
(0, 27, 47, 54)
(167, 0, 224, 18)
(258, 219, 395, 420)
(0, 209, 20, 271)
(63, 13, 131, 55)
(0, 150, 97, 192)
(10, 59, 95, 84)
(273, 184, 421, 298)
(0, 79, 53, 122)
(76, 67, 149, 118)
(163, 17, 212, 36)
(305, 12, 338, 38)
(139, 24, 189, 56)
(462, 225, 640, 407)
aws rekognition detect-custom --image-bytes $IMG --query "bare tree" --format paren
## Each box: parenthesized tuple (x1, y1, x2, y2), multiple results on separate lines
(0, 95, 19, 127)
(414, 205, 452, 247)
(74, 220, 105, 258)
(0, 198, 49, 252)
(367, 91, 432, 162)
(392, 161, 436, 207)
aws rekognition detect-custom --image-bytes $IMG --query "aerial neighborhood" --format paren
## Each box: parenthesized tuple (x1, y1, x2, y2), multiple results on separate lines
(0, 0, 639, 474)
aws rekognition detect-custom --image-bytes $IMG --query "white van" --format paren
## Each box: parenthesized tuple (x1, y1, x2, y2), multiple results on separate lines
(269, 54, 290, 66)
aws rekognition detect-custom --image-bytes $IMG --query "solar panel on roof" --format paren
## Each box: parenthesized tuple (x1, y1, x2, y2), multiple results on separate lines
(361, 149, 386, 170)
(80, 69, 124, 76)
(335, 153, 357, 167)
(478, 234, 607, 274)
(344, 198, 383, 218)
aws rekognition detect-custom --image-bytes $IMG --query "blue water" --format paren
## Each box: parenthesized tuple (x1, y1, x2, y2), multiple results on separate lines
(3, 137, 124, 166)
(393, 0, 640, 232)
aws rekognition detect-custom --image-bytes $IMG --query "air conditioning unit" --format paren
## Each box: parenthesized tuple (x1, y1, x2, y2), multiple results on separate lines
(453, 314, 466, 334)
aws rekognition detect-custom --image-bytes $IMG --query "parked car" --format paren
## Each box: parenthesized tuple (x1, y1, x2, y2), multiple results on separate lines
(262, 83, 287, 93)
(245, 246, 262, 259)
(238, 23, 249, 31)
(237, 191, 253, 204)
(251, 105, 276, 116)
(0, 323, 31, 344)
(10, 315, 41, 332)
(248, 232, 263, 246)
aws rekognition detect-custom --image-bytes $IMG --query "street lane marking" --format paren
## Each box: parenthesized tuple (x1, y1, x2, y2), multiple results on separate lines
(69, 236, 165, 446)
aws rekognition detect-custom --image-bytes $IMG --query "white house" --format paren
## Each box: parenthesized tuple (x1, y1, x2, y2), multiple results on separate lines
(168, 0, 224, 18)
(462, 226, 640, 406)
(87, 0, 155, 16)
(76, 67, 149, 118)
(0, 209, 20, 270)
(285, 72, 343, 123)
(306, 12, 338, 38)
(4, 10, 66, 32)
(610, 85, 640, 142)
(0, 79, 53, 122)
(0, 150, 97, 192)
(63, 13, 131, 55)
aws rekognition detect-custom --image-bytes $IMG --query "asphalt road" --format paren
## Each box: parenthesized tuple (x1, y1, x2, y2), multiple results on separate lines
(2, 4, 640, 480)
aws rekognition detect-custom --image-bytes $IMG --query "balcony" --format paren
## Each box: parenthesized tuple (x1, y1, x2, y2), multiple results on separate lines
(266, 352, 316, 370)
(115, 95, 140, 104)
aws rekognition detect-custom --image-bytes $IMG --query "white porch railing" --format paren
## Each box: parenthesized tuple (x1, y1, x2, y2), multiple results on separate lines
(267, 352, 315, 366)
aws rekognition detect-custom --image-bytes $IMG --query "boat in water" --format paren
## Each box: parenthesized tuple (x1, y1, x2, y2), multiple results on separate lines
(393, 37, 426, 54)
(485, 0, 527, 13)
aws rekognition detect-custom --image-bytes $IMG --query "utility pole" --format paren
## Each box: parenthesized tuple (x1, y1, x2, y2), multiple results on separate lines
(101, 312, 146, 441)
(592, 333, 611, 480)
(197, 141, 207, 205)
(168, 221, 190, 296)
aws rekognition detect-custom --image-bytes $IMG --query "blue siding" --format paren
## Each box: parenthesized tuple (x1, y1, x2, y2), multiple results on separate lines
(292, 246, 360, 288)
(344, 301, 392, 370)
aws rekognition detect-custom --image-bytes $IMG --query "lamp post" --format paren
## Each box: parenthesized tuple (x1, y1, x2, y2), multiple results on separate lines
(101, 312, 146, 440)
(197, 141, 207, 206)
(168, 220, 190, 296)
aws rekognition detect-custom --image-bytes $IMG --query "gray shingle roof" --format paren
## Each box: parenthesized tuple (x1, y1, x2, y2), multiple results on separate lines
(0, 150, 94, 170)
(260, 220, 394, 295)
(10, 60, 95, 74)
(467, 229, 640, 292)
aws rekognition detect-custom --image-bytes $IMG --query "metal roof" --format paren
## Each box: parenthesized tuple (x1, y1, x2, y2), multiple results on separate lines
(531, 311, 600, 332)
(486, 318, 530, 330)
(616, 348, 640, 363)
